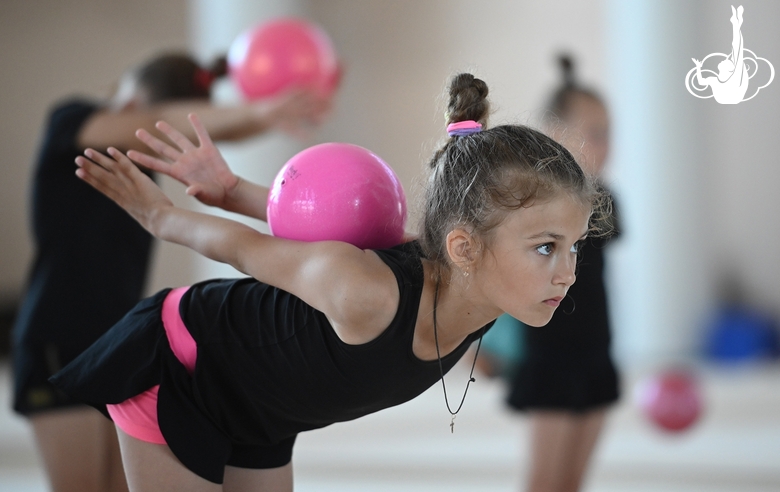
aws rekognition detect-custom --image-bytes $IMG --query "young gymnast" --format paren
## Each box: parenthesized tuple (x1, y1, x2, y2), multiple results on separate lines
(506, 55, 621, 492)
(12, 51, 333, 492)
(51, 73, 606, 491)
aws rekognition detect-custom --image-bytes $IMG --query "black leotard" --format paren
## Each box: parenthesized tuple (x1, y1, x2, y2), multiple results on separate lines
(51, 241, 491, 482)
(12, 99, 154, 415)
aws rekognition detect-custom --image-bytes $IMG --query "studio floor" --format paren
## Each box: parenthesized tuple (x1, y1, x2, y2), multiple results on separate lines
(1, 358, 779, 492)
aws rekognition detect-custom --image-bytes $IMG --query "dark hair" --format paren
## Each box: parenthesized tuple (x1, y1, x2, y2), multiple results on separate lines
(133, 53, 229, 103)
(546, 54, 603, 121)
(419, 73, 609, 274)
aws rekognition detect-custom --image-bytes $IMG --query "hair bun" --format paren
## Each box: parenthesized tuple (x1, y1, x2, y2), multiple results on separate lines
(446, 73, 490, 127)
(558, 54, 576, 88)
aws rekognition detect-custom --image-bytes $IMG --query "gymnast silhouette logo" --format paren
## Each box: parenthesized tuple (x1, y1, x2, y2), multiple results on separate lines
(685, 5, 774, 104)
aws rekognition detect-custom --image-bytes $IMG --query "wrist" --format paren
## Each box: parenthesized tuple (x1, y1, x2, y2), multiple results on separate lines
(223, 175, 246, 210)
(147, 203, 175, 238)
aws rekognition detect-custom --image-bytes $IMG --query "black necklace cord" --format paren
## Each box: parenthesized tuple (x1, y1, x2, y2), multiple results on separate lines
(432, 280, 485, 431)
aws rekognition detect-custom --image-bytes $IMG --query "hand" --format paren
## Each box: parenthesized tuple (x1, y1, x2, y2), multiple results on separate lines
(75, 147, 173, 233)
(260, 63, 344, 137)
(127, 113, 240, 209)
(258, 89, 331, 138)
(692, 58, 702, 68)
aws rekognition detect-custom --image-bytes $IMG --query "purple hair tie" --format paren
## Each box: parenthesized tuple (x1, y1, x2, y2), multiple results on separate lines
(447, 120, 483, 137)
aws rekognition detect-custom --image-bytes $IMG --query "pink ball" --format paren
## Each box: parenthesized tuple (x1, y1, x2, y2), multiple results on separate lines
(228, 18, 338, 100)
(267, 143, 407, 249)
(635, 370, 703, 433)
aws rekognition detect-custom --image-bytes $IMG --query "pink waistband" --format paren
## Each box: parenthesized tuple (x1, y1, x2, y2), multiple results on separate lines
(106, 286, 197, 445)
(163, 286, 197, 374)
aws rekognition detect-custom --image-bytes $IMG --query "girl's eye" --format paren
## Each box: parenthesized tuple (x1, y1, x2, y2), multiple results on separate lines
(571, 240, 585, 254)
(536, 244, 553, 256)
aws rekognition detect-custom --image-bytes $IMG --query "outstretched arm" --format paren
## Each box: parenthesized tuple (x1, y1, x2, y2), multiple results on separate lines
(127, 113, 269, 221)
(74, 147, 398, 339)
(77, 88, 333, 153)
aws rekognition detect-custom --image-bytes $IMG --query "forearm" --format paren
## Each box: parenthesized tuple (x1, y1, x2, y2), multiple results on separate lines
(151, 205, 268, 273)
(78, 102, 275, 152)
(222, 177, 271, 222)
(157, 103, 273, 142)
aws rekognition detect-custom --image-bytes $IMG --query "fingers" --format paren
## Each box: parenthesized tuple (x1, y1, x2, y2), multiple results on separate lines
(75, 154, 113, 192)
(75, 148, 135, 199)
(155, 120, 197, 153)
(136, 127, 182, 162)
(185, 184, 202, 197)
(269, 89, 332, 133)
(83, 147, 134, 173)
(126, 149, 170, 174)
(188, 113, 215, 148)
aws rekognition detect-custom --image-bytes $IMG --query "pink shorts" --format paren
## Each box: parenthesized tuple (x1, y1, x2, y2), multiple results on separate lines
(106, 287, 196, 444)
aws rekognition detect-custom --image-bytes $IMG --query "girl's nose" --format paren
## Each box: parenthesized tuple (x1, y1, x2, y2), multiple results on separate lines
(555, 254, 576, 287)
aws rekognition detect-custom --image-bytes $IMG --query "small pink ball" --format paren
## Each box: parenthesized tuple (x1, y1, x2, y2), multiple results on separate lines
(228, 18, 338, 99)
(267, 143, 407, 250)
(635, 370, 703, 433)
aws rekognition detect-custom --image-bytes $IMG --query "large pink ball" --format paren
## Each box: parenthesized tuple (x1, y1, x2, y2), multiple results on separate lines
(228, 18, 338, 100)
(635, 370, 703, 433)
(267, 143, 407, 249)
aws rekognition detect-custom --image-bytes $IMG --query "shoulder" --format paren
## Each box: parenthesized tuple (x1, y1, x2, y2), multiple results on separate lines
(44, 98, 101, 141)
(322, 243, 408, 345)
(34, 99, 102, 165)
(48, 98, 100, 123)
(372, 241, 425, 276)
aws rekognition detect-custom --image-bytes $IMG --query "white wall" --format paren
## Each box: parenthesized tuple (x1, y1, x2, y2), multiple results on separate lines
(700, 0, 780, 313)
(604, 0, 713, 365)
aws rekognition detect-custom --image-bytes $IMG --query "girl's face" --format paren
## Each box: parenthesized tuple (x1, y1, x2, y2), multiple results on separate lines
(472, 193, 590, 327)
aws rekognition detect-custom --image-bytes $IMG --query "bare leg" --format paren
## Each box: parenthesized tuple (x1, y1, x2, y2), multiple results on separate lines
(223, 463, 293, 492)
(30, 407, 129, 492)
(524, 408, 608, 492)
(116, 428, 220, 492)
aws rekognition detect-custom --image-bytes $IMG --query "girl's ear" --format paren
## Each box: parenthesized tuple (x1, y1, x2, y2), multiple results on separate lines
(445, 227, 478, 273)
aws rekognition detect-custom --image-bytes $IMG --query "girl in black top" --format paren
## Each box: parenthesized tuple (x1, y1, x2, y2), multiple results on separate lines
(13, 52, 334, 492)
(54, 73, 608, 491)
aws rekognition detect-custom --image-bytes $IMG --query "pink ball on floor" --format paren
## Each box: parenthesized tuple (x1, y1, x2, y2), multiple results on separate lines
(228, 18, 338, 99)
(635, 370, 703, 433)
(267, 143, 407, 249)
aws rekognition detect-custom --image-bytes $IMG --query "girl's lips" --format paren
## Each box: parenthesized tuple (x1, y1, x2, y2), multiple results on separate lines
(544, 296, 563, 307)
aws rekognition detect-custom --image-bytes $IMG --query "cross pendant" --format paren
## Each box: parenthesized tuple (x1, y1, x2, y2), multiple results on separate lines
(450, 414, 456, 433)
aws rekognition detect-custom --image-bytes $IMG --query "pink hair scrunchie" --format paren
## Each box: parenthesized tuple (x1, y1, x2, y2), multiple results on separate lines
(447, 120, 483, 137)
